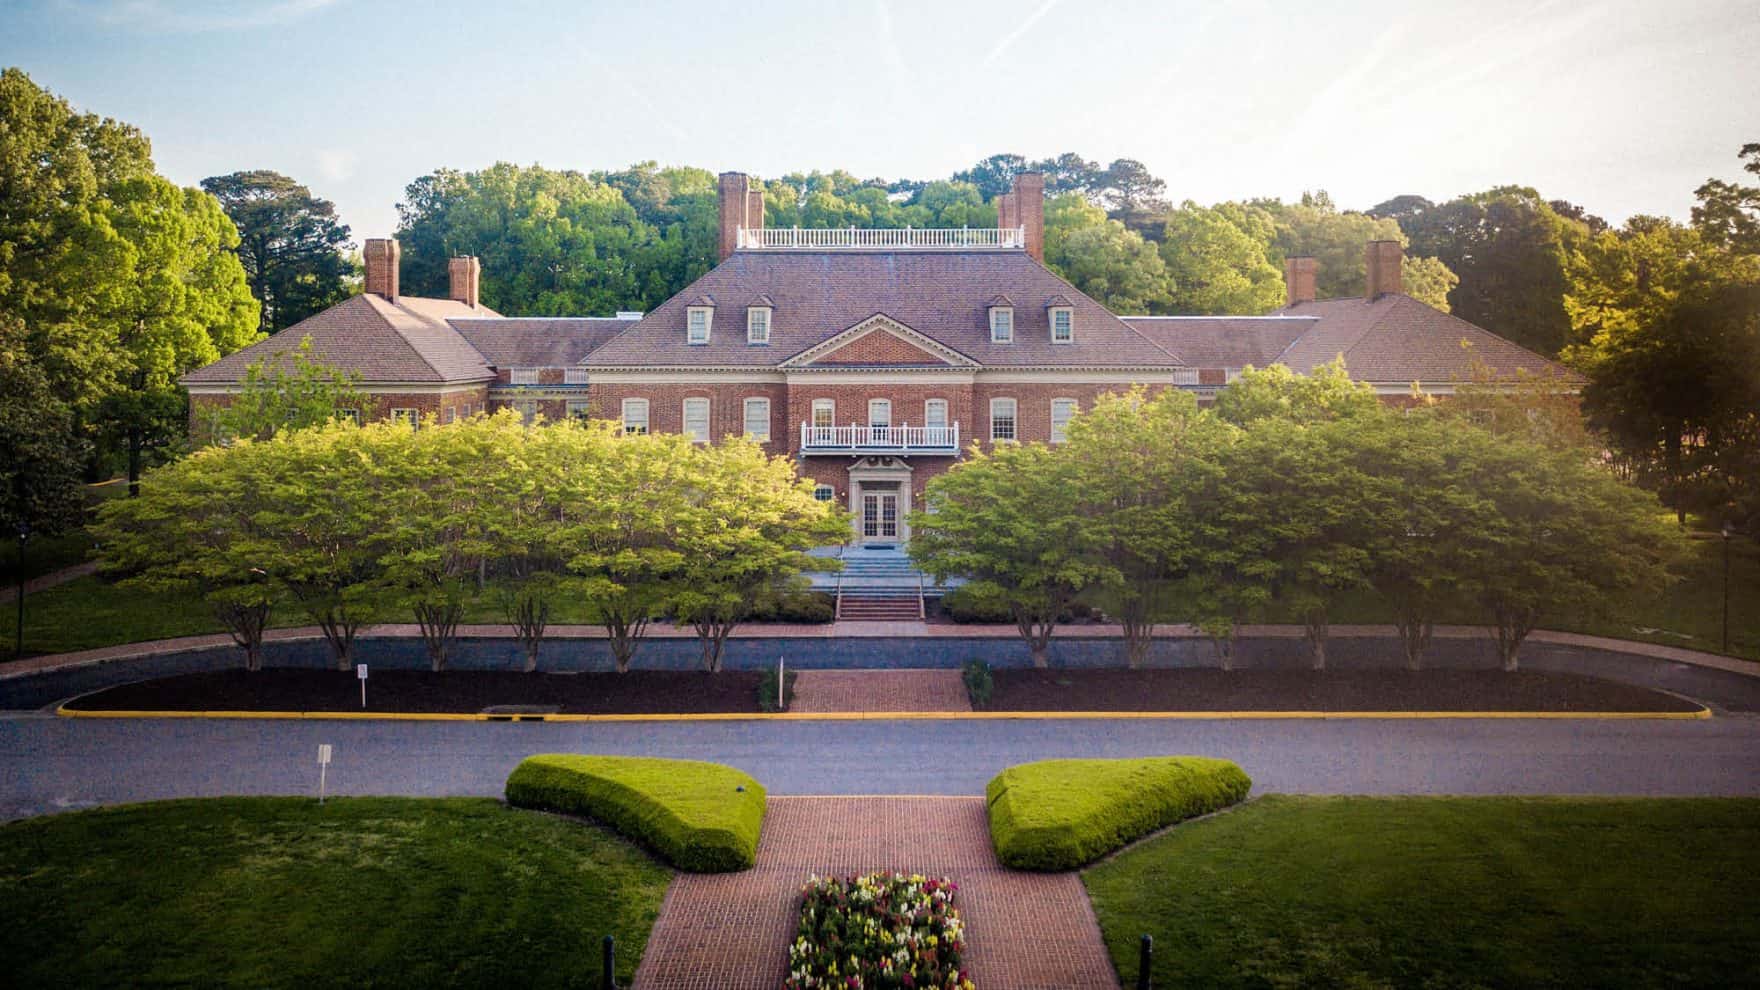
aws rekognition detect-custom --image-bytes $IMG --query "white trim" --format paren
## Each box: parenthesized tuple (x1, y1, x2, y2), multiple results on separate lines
(686, 306, 712, 345)
(487, 387, 586, 399)
(186, 382, 489, 395)
(682, 396, 711, 442)
(867, 398, 892, 427)
(989, 306, 1014, 343)
(1049, 306, 1074, 344)
(989, 396, 1017, 442)
(1050, 397, 1077, 444)
(743, 396, 771, 441)
(564, 367, 589, 385)
(584, 369, 788, 384)
(621, 397, 650, 435)
(746, 306, 771, 345)
(811, 398, 835, 429)
(781, 314, 978, 368)
(974, 369, 1179, 384)
(786, 369, 977, 385)
(509, 367, 540, 385)
(1118, 314, 1316, 321)
(923, 398, 948, 428)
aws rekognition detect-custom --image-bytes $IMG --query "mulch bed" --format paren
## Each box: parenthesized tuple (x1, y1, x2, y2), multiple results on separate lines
(66, 669, 769, 715)
(983, 668, 1703, 713)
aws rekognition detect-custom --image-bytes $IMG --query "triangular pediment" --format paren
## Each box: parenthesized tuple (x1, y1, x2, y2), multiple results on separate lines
(782, 314, 978, 368)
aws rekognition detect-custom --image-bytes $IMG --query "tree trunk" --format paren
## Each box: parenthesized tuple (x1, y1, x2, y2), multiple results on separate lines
(1015, 608, 1057, 669)
(1208, 631, 1236, 671)
(1492, 604, 1533, 672)
(313, 606, 362, 672)
(413, 601, 461, 672)
(1303, 607, 1328, 671)
(603, 608, 648, 674)
(218, 602, 270, 672)
(127, 427, 142, 498)
(1395, 608, 1432, 672)
(1119, 596, 1151, 670)
(694, 616, 738, 673)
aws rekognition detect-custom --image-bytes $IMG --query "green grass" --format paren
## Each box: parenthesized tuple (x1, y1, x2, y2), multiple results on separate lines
(1084, 795, 1760, 989)
(987, 757, 1251, 871)
(0, 797, 672, 989)
(0, 480, 128, 582)
(505, 754, 767, 872)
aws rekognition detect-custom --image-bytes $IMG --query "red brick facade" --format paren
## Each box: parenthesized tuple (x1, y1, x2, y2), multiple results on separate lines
(189, 384, 490, 436)
(814, 331, 950, 366)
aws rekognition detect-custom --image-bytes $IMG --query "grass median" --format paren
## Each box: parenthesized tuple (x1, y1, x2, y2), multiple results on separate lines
(1085, 795, 1760, 988)
(0, 797, 671, 988)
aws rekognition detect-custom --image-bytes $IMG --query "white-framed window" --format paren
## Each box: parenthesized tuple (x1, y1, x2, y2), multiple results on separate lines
(564, 367, 588, 385)
(747, 307, 771, 344)
(337, 408, 362, 426)
(514, 400, 539, 425)
(683, 397, 710, 443)
(743, 397, 771, 441)
(813, 484, 835, 502)
(1050, 398, 1078, 444)
(1049, 307, 1074, 344)
(989, 306, 1014, 343)
(566, 399, 591, 421)
(868, 398, 892, 442)
(686, 306, 712, 344)
(391, 408, 419, 429)
(923, 398, 948, 429)
(443, 407, 457, 425)
(621, 398, 649, 435)
(989, 397, 1017, 441)
(811, 398, 835, 442)
(510, 367, 539, 385)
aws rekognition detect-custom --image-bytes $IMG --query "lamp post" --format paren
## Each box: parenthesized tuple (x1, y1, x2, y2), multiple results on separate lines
(14, 521, 28, 662)
(1724, 517, 1738, 655)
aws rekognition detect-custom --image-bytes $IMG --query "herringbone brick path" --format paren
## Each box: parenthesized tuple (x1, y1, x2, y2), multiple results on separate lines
(631, 796, 1118, 989)
(789, 669, 972, 713)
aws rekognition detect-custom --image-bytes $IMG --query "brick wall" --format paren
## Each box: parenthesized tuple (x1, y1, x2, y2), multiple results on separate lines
(815, 331, 946, 366)
(589, 382, 790, 453)
(968, 382, 1167, 448)
(784, 382, 975, 444)
(188, 384, 490, 437)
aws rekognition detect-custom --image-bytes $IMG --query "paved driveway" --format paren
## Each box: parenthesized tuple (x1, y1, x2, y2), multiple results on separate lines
(4, 712, 1758, 820)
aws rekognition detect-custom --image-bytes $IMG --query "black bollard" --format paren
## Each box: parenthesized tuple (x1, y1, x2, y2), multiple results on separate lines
(602, 934, 616, 988)
(1137, 933, 1153, 990)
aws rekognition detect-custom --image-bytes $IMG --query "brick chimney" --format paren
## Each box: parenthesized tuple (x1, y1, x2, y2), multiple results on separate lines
(1365, 240, 1403, 300)
(364, 238, 400, 300)
(448, 256, 481, 309)
(1284, 256, 1317, 305)
(718, 172, 762, 261)
(1013, 172, 1045, 262)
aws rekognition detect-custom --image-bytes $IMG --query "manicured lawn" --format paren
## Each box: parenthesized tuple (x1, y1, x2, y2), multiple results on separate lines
(0, 574, 253, 655)
(0, 481, 126, 582)
(0, 797, 672, 988)
(1084, 795, 1760, 989)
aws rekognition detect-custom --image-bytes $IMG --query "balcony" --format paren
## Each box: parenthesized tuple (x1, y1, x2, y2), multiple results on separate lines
(739, 227, 1025, 250)
(800, 422, 960, 455)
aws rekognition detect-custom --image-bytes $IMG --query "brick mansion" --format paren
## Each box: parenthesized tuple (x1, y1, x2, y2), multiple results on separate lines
(184, 171, 1570, 547)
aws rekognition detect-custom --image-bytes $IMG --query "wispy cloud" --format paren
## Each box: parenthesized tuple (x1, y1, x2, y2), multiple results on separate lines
(982, 0, 1063, 66)
(314, 148, 356, 182)
(59, 0, 344, 32)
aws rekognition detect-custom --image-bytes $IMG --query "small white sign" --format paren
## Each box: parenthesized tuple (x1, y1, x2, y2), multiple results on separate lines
(356, 664, 368, 680)
(317, 743, 333, 765)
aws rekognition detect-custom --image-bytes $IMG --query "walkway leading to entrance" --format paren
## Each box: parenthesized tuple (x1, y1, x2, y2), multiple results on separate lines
(632, 796, 1117, 989)
(790, 669, 971, 713)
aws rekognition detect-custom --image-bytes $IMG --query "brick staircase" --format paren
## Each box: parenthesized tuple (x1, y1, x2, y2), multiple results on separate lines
(834, 550, 925, 621)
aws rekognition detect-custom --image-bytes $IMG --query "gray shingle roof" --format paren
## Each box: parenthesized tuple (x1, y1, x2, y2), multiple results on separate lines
(449, 318, 637, 368)
(1274, 295, 1581, 382)
(584, 250, 1181, 368)
(182, 294, 500, 385)
(1121, 317, 1316, 370)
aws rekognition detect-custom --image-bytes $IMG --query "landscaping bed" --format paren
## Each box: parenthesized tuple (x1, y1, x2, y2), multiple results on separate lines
(787, 872, 972, 990)
(1084, 795, 1760, 989)
(0, 797, 671, 988)
(981, 667, 1702, 712)
(65, 668, 774, 714)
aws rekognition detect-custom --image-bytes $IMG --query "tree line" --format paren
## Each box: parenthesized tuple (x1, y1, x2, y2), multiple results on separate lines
(909, 366, 1678, 671)
(91, 412, 848, 673)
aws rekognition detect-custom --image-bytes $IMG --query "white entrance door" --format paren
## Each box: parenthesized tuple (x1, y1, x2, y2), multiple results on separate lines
(861, 490, 900, 543)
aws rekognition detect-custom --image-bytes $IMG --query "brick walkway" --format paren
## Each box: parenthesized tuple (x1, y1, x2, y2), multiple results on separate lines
(632, 796, 1118, 989)
(790, 669, 973, 713)
(0, 561, 97, 604)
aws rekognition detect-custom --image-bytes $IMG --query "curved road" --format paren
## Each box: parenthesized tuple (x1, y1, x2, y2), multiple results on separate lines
(4, 710, 1759, 821)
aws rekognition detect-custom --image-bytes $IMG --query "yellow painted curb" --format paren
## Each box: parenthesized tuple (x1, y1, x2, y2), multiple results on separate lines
(55, 705, 1712, 722)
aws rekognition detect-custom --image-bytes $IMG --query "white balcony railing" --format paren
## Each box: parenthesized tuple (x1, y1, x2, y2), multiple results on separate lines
(800, 422, 960, 453)
(739, 227, 1025, 250)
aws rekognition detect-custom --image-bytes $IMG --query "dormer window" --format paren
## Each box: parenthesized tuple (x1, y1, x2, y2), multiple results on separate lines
(1049, 306, 1074, 344)
(989, 306, 1014, 343)
(747, 306, 771, 345)
(687, 305, 713, 344)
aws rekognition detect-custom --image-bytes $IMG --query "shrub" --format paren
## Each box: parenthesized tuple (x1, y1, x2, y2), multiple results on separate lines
(785, 872, 973, 990)
(504, 754, 765, 872)
(940, 583, 1013, 623)
(748, 591, 835, 624)
(986, 757, 1251, 871)
(961, 659, 994, 708)
(758, 667, 799, 712)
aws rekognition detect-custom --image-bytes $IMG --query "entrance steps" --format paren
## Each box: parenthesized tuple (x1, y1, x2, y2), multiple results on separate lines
(835, 594, 924, 622)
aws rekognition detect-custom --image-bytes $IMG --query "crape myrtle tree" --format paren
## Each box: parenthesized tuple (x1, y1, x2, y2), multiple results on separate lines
(910, 441, 1111, 668)
(488, 417, 577, 673)
(670, 438, 848, 673)
(1061, 387, 1234, 667)
(92, 441, 280, 670)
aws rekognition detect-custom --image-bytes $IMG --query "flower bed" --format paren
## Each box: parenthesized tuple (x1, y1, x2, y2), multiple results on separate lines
(787, 872, 975, 989)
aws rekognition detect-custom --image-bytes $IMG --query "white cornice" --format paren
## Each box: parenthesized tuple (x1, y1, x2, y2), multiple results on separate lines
(185, 381, 489, 395)
(784, 369, 977, 385)
(975, 369, 1181, 384)
(584, 369, 788, 384)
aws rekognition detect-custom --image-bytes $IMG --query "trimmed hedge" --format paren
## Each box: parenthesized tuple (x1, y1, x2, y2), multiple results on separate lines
(986, 757, 1252, 871)
(505, 754, 766, 872)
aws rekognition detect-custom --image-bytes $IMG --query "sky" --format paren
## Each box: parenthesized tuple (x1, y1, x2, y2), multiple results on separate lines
(3, 0, 1757, 239)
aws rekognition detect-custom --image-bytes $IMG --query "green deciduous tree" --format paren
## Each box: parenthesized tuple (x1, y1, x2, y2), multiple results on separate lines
(1211, 359, 1382, 428)
(1692, 142, 1760, 254)
(0, 314, 87, 542)
(911, 441, 1111, 667)
(1043, 194, 1171, 313)
(210, 336, 367, 442)
(1158, 202, 1286, 315)
(200, 170, 354, 333)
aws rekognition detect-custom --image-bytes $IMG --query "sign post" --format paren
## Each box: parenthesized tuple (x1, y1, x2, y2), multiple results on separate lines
(778, 656, 785, 712)
(357, 663, 368, 709)
(317, 744, 333, 804)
